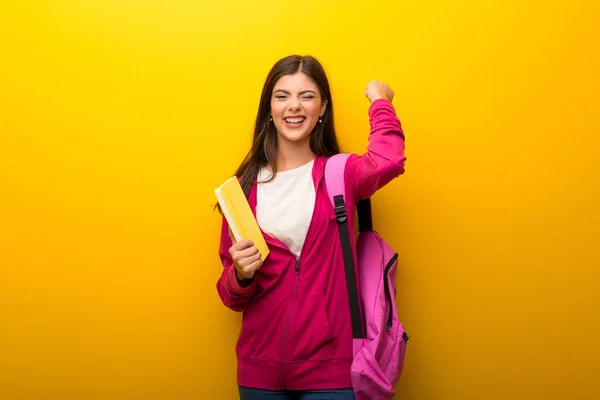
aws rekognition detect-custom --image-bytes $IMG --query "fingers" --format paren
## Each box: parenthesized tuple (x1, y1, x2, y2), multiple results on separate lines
(365, 80, 394, 103)
(236, 249, 261, 266)
(237, 239, 254, 248)
(227, 238, 264, 280)
(247, 251, 262, 265)
(229, 239, 254, 253)
(247, 258, 262, 272)
(231, 243, 258, 259)
(229, 241, 262, 280)
(236, 256, 263, 280)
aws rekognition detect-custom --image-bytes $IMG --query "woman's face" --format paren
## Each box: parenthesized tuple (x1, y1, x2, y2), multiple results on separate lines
(270, 72, 327, 145)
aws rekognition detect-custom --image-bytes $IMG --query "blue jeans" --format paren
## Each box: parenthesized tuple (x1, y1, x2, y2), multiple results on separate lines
(238, 386, 355, 400)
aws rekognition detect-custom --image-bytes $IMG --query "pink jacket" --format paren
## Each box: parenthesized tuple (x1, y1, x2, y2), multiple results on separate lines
(216, 99, 406, 391)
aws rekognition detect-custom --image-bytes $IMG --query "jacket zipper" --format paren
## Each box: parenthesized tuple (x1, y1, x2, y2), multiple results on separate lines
(384, 253, 398, 332)
(280, 257, 300, 390)
(261, 168, 321, 390)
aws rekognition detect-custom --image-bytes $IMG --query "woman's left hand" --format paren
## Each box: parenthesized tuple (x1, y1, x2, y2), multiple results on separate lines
(365, 80, 394, 103)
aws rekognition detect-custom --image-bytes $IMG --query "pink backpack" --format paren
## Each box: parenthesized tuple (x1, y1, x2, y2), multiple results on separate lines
(325, 154, 409, 400)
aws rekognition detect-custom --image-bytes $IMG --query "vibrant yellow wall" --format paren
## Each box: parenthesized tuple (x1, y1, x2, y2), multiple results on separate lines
(1, 0, 598, 399)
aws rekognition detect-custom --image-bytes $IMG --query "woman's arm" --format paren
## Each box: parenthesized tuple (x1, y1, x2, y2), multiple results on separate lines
(346, 82, 406, 202)
(216, 217, 257, 312)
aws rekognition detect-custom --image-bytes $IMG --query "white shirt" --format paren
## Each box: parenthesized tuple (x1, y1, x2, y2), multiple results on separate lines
(256, 160, 316, 258)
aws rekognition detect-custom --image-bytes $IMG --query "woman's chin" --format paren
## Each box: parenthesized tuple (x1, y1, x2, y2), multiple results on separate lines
(278, 130, 311, 143)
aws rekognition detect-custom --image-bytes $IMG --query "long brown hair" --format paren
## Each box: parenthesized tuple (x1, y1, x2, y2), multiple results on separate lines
(233, 55, 341, 199)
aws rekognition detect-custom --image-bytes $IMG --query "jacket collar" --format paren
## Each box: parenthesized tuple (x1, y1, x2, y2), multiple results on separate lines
(248, 155, 328, 210)
(247, 155, 329, 252)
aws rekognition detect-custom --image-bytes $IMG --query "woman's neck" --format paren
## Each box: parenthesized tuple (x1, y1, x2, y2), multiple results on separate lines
(275, 138, 315, 172)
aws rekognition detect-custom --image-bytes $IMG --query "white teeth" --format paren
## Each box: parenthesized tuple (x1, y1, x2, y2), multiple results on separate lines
(284, 117, 305, 123)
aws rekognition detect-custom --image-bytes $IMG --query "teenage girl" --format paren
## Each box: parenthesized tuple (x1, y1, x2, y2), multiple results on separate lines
(216, 55, 406, 400)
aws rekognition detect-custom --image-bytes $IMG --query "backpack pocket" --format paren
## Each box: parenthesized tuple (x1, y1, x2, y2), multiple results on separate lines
(351, 338, 395, 400)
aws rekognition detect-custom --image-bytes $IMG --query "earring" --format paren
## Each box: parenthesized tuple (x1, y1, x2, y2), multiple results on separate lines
(318, 116, 323, 123)
(269, 115, 273, 121)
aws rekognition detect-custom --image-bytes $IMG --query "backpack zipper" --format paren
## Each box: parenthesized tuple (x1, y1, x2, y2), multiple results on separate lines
(384, 253, 398, 332)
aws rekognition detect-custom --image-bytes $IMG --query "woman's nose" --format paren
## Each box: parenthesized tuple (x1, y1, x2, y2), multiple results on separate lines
(288, 98, 301, 110)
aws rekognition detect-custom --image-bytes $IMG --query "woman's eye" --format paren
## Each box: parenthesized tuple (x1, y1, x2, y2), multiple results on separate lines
(275, 95, 286, 99)
(302, 96, 315, 99)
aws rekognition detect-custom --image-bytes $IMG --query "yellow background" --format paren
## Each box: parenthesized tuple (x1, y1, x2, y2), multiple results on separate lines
(1, 0, 598, 399)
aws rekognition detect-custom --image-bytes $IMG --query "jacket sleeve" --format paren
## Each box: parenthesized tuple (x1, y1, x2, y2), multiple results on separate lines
(345, 98, 406, 202)
(215, 216, 257, 312)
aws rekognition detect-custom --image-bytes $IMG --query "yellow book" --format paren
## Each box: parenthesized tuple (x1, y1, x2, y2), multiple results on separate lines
(215, 176, 270, 262)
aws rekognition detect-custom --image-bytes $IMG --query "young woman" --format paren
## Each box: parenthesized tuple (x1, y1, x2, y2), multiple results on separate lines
(216, 55, 406, 400)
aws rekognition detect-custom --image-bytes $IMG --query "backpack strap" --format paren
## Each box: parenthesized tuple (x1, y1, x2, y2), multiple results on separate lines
(324, 153, 351, 208)
(325, 154, 364, 339)
(324, 155, 374, 232)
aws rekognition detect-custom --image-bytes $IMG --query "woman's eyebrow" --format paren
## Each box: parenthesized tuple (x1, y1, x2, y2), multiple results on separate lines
(272, 89, 317, 95)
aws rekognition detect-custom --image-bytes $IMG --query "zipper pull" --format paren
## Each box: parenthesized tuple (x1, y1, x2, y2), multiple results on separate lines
(295, 259, 300, 274)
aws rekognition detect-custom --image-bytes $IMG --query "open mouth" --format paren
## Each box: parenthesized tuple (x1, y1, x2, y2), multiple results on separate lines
(284, 117, 306, 127)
